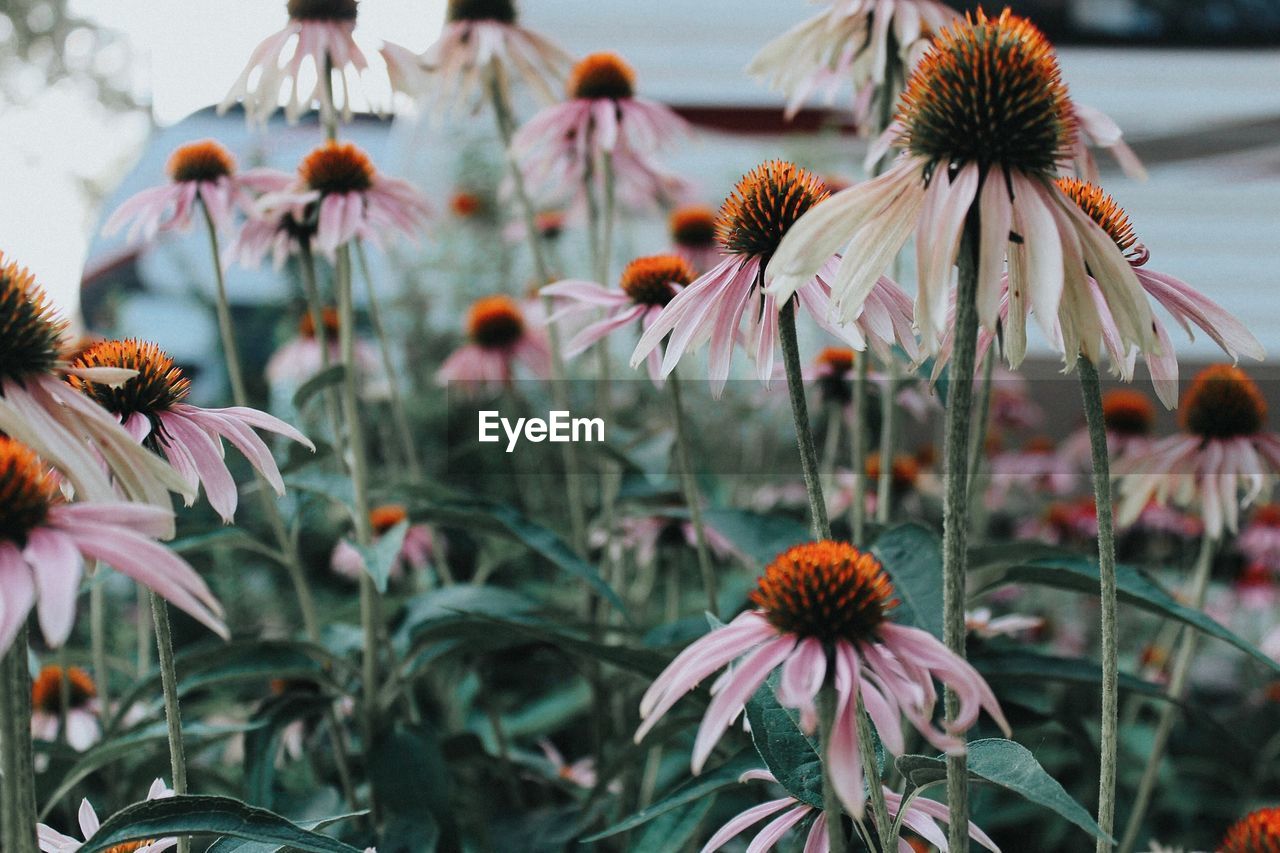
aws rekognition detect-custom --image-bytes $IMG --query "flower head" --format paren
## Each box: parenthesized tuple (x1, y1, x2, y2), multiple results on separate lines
(633, 161, 918, 395)
(69, 340, 313, 523)
(1220, 807, 1280, 853)
(635, 540, 1008, 817)
(331, 504, 437, 583)
(669, 205, 719, 271)
(567, 52, 635, 100)
(31, 665, 101, 751)
(37, 778, 175, 853)
(437, 297, 550, 393)
(1181, 364, 1266, 441)
(1104, 389, 1156, 437)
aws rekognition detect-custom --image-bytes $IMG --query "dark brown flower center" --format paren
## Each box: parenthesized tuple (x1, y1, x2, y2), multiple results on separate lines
(669, 205, 717, 248)
(750, 541, 897, 644)
(0, 256, 65, 385)
(1181, 364, 1267, 440)
(897, 9, 1074, 174)
(32, 665, 96, 713)
(300, 142, 375, 194)
(1056, 178, 1147, 264)
(287, 0, 358, 21)
(69, 340, 191, 431)
(167, 140, 236, 184)
(1102, 389, 1154, 436)
(717, 161, 830, 259)
(619, 255, 694, 306)
(447, 0, 516, 23)
(0, 438, 57, 544)
(467, 296, 525, 349)
(568, 52, 636, 100)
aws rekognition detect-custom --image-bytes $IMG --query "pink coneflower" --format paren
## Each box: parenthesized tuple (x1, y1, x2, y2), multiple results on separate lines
(437, 296, 550, 393)
(767, 10, 1156, 359)
(0, 438, 226, 654)
(1059, 388, 1157, 472)
(748, 0, 959, 126)
(987, 436, 1078, 503)
(631, 161, 918, 397)
(220, 0, 374, 125)
(331, 504, 436, 582)
(512, 52, 689, 207)
(103, 140, 284, 244)
(393, 0, 570, 112)
(257, 142, 429, 259)
(37, 778, 175, 853)
(30, 666, 100, 752)
(592, 513, 738, 569)
(542, 254, 696, 383)
(537, 738, 597, 790)
(699, 768, 998, 852)
(1240, 504, 1280, 574)
(1116, 365, 1280, 538)
(0, 256, 191, 508)
(265, 308, 384, 396)
(1016, 498, 1099, 546)
(669, 205, 721, 273)
(69, 340, 313, 525)
(634, 541, 1008, 817)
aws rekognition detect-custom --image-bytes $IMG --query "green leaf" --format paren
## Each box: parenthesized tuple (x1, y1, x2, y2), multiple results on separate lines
(204, 811, 367, 853)
(370, 722, 454, 848)
(583, 751, 759, 841)
(243, 694, 334, 808)
(293, 364, 346, 411)
(872, 523, 944, 639)
(896, 738, 1110, 842)
(356, 519, 409, 593)
(76, 795, 364, 853)
(631, 796, 717, 852)
(703, 509, 810, 567)
(972, 555, 1280, 673)
(744, 678, 824, 809)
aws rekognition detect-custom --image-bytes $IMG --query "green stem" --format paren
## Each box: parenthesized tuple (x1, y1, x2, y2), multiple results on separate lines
(336, 243, 381, 824)
(942, 213, 982, 851)
(850, 354, 870, 543)
(966, 347, 995, 501)
(200, 199, 320, 643)
(1078, 356, 1119, 851)
(90, 564, 110, 726)
(150, 595, 190, 853)
(1117, 534, 1217, 853)
(855, 695, 894, 845)
(670, 373, 718, 618)
(818, 677, 849, 853)
(136, 584, 151, 676)
(875, 357, 899, 525)
(487, 60, 588, 556)
(2, 630, 37, 853)
(778, 298, 831, 540)
(354, 240, 422, 479)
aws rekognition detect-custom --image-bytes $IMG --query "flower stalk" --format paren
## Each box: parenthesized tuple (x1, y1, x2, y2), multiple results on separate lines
(1, 628, 37, 853)
(778, 297, 831, 540)
(150, 594, 190, 853)
(669, 372, 718, 618)
(855, 692, 894, 845)
(818, 676, 850, 853)
(1077, 354, 1119, 850)
(941, 213, 982, 850)
(850, 354, 870, 543)
(89, 564, 110, 726)
(875, 357, 899, 524)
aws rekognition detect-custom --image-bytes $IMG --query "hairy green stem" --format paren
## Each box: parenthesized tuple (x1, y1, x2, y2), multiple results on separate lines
(1, 631, 36, 853)
(1117, 534, 1217, 853)
(942, 215, 981, 851)
(875, 357, 899, 524)
(850, 355, 870, 543)
(90, 565, 110, 726)
(1078, 356, 1119, 851)
(966, 348, 995, 501)
(670, 373, 718, 617)
(818, 678, 850, 853)
(855, 694, 894, 846)
(778, 299, 831, 539)
(150, 595, 190, 853)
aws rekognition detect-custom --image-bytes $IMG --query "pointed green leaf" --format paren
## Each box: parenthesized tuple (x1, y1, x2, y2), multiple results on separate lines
(872, 523, 944, 639)
(355, 519, 409, 593)
(744, 678, 824, 809)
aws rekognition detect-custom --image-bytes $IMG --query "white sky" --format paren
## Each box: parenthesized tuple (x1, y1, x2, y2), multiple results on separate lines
(0, 0, 446, 320)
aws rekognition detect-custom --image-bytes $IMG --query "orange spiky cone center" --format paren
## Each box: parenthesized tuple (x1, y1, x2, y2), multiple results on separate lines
(751, 541, 898, 643)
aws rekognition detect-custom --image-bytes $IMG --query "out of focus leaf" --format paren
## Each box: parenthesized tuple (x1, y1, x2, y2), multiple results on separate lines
(872, 523, 944, 639)
(244, 694, 335, 808)
(702, 508, 809, 567)
(293, 364, 346, 411)
(370, 722, 454, 850)
(972, 555, 1280, 672)
(584, 751, 759, 841)
(896, 738, 1110, 842)
(631, 795, 717, 852)
(355, 519, 409, 593)
(204, 811, 367, 853)
(77, 795, 363, 853)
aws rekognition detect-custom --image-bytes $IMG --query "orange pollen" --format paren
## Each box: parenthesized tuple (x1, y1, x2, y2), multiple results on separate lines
(817, 347, 856, 376)
(0, 438, 58, 543)
(166, 140, 236, 184)
(669, 206, 717, 248)
(1252, 504, 1280, 528)
(1102, 389, 1155, 436)
(1181, 364, 1267, 441)
(299, 307, 341, 340)
(467, 296, 525, 350)
(300, 142, 375, 194)
(1055, 178, 1147, 264)
(32, 666, 96, 712)
(865, 452, 920, 489)
(1220, 807, 1280, 853)
(717, 161, 829, 259)
(619, 255, 695, 306)
(0, 253, 66, 383)
(896, 9, 1074, 174)
(450, 192, 483, 218)
(69, 339, 191, 420)
(370, 504, 409, 535)
(750, 541, 898, 644)
(568, 52, 636, 100)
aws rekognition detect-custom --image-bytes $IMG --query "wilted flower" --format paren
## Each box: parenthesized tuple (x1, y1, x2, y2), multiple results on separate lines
(104, 140, 284, 243)
(1070, 103, 1147, 183)
(331, 504, 436, 582)
(0, 255, 191, 508)
(1117, 365, 1280, 538)
(69, 340, 312, 523)
(635, 541, 1008, 817)
(30, 666, 100, 752)
(767, 10, 1156, 359)
(543, 254, 696, 382)
(37, 778, 175, 853)
(0, 437, 225, 653)
(437, 296, 550, 392)
(632, 160, 917, 397)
